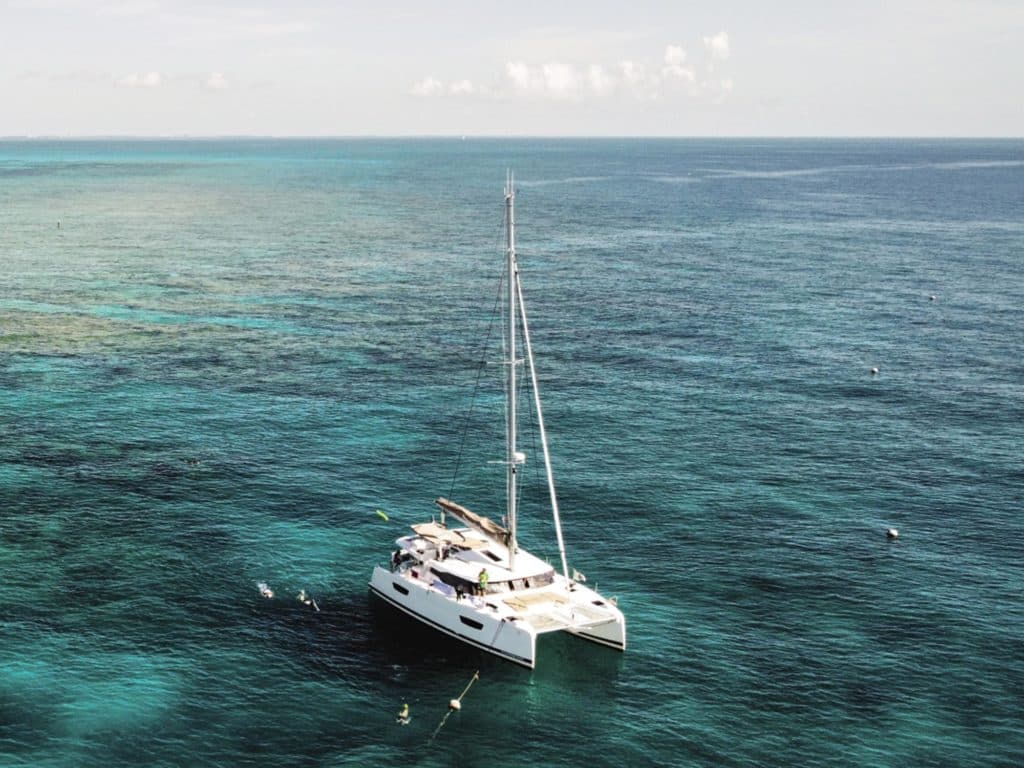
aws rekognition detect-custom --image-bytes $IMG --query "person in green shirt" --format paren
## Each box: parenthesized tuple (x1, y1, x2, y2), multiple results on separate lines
(478, 568, 489, 595)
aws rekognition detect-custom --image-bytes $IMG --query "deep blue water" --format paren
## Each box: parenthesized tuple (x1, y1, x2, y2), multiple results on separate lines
(1, 138, 1022, 767)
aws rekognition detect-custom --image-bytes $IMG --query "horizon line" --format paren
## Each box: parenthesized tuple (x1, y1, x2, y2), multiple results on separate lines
(1, 134, 1023, 142)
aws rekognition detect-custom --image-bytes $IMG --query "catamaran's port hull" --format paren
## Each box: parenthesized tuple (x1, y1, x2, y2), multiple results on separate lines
(369, 566, 537, 668)
(369, 565, 626, 668)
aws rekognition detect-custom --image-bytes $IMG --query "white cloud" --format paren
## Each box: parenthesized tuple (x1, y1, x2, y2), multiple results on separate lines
(411, 76, 494, 98)
(506, 61, 532, 90)
(542, 62, 578, 96)
(665, 45, 686, 68)
(619, 59, 640, 84)
(205, 72, 228, 90)
(503, 60, 580, 98)
(117, 71, 162, 87)
(412, 34, 733, 104)
(662, 45, 696, 83)
(411, 76, 443, 96)
(704, 31, 730, 60)
(588, 64, 612, 94)
(618, 60, 660, 99)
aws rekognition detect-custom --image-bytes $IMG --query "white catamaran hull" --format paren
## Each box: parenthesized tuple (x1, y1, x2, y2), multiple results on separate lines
(369, 565, 537, 667)
(369, 558, 626, 669)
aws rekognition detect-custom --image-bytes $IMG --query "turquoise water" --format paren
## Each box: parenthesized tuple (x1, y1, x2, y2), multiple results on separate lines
(1, 138, 1022, 767)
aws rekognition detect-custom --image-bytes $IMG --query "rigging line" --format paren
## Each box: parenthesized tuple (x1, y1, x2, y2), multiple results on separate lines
(446, 267, 503, 502)
(515, 266, 571, 581)
(510, 257, 549, 553)
(521, 353, 545, 528)
(515, 325, 541, 522)
(446, 205, 508, 502)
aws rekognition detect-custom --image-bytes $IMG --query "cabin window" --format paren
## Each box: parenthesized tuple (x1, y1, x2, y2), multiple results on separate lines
(482, 550, 502, 563)
(459, 616, 483, 630)
(392, 582, 409, 596)
(429, 568, 475, 594)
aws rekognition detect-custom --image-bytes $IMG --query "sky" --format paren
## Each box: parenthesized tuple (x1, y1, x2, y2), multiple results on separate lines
(1, 0, 1022, 137)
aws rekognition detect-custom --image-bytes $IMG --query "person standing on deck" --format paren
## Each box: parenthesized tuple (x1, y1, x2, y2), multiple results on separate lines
(478, 568, 489, 595)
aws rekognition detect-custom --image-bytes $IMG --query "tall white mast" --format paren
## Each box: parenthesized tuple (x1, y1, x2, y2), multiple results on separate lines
(505, 171, 519, 570)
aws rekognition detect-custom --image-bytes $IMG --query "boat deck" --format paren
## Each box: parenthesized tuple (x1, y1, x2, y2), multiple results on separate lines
(501, 586, 619, 634)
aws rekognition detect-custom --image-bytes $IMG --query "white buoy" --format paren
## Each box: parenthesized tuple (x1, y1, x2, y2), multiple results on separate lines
(887, 528, 899, 540)
(429, 671, 479, 744)
(929, 295, 936, 301)
(870, 367, 879, 375)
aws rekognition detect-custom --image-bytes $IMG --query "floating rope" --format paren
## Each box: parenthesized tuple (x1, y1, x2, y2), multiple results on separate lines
(427, 670, 480, 744)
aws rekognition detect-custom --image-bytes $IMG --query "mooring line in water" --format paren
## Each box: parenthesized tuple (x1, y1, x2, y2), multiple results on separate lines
(427, 670, 480, 744)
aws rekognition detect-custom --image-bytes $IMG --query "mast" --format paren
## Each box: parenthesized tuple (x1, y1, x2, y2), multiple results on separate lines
(505, 172, 519, 570)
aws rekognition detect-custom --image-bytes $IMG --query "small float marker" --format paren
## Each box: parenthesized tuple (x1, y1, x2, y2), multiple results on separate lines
(929, 295, 936, 301)
(887, 528, 899, 540)
(870, 367, 880, 375)
(375, 509, 389, 522)
(257, 582, 274, 598)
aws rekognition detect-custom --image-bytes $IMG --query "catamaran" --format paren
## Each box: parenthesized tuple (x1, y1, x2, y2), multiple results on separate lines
(368, 175, 626, 669)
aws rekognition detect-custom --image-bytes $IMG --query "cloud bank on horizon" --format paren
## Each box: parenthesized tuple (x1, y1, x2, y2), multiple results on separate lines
(411, 34, 732, 103)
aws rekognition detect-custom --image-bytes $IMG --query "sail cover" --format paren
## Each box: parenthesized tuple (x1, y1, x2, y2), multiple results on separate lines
(435, 497, 511, 546)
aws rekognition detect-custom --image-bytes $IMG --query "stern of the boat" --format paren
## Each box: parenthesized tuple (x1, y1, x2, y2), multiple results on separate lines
(564, 587, 626, 652)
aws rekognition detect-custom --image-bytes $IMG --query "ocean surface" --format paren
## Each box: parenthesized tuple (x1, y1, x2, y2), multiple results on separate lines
(1, 138, 1022, 767)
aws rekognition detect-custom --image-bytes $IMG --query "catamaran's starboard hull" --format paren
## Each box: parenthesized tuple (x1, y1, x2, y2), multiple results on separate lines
(369, 566, 538, 668)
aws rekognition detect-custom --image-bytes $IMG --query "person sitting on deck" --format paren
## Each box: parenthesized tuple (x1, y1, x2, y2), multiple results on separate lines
(477, 568, 489, 595)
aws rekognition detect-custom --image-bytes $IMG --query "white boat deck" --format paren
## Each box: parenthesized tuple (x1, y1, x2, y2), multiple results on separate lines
(501, 585, 620, 633)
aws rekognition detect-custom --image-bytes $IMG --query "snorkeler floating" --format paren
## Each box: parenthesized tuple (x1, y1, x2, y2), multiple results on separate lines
(257, 582, 323, 613)
(297, 589, 320, 612)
